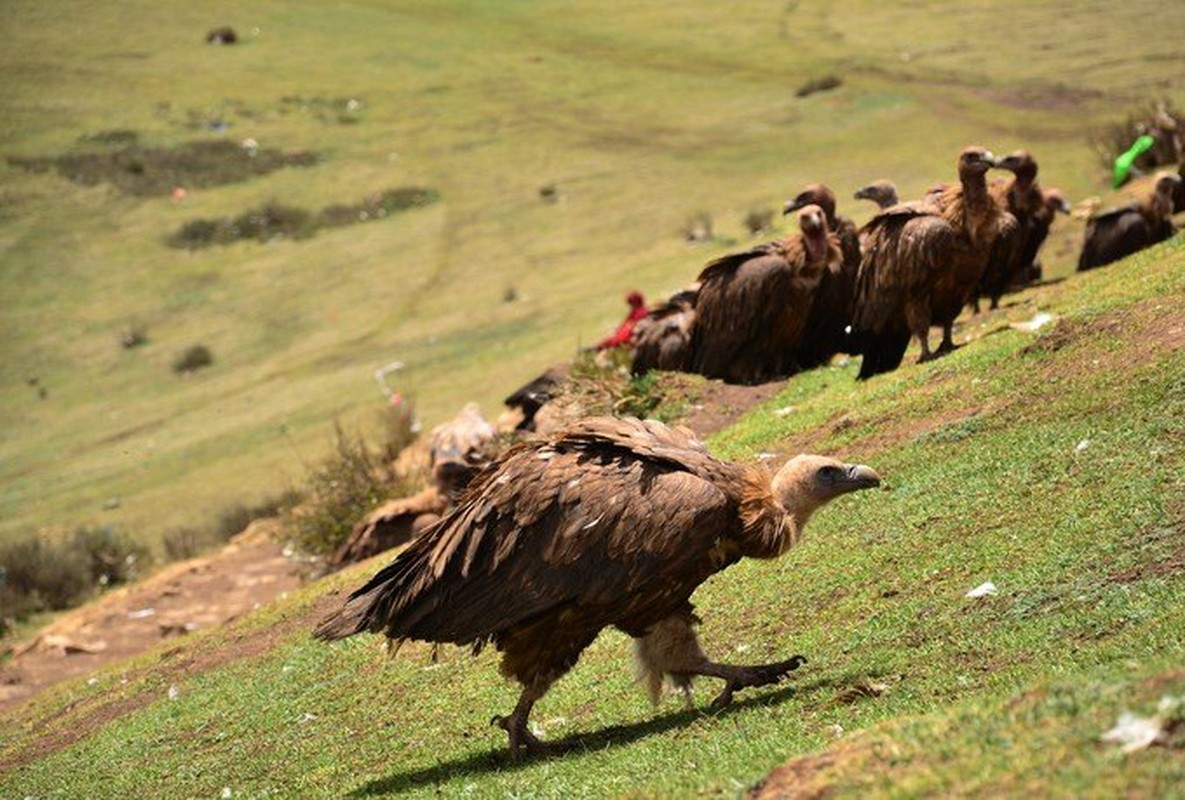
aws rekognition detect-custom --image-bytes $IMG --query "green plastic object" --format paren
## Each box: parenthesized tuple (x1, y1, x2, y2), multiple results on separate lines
(1113, 134, 1156, 188)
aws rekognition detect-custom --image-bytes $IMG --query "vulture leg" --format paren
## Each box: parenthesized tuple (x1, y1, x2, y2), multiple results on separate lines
(904, 301, 935, 363)
(492, 685, 550, 760)
(936, 323, 959, 356)
(635, 614, 806, 713)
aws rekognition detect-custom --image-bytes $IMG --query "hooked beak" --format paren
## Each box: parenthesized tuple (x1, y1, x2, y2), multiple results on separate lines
(843, 463, 881, 491)
(782, 197, 806, 216)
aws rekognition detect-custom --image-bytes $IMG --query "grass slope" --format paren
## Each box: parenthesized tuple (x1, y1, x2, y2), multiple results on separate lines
(1, 236, 1182, 797)
(2, 0, 1184, 547)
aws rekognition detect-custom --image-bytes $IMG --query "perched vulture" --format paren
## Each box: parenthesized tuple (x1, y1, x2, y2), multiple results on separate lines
(851, 147, 1015, 378)
(687, 204, 841, 384)
(782, 185, 863, 368)
(314, 416, 880, 757)
(1175, 160, 1184, 213)
(1078, 171, 1182, 272)
(328, 486, 448, 569)
(428, 403, 498, 498)
(973, 150, 1047, 311)
(1014, 187, 1071, 286)
(853, 180, 900, 211)
(630, 285, 699, 376)
(504, 365, 568, 431)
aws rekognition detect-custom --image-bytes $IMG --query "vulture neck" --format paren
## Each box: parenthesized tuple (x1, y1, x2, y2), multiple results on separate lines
(1146, 185, 1174, 223)
(736, 467, 821, 560)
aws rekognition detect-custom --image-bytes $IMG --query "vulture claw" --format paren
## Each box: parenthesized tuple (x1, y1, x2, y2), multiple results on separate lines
(706, 654, 808, 711)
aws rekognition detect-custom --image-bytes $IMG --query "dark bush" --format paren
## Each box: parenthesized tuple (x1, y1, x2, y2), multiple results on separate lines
(173, 344, 213, 374)
(1090, 98, 1182, 173)
(71, 526, 147, 587)
(744, 208, 775, 236)
(283, 422, 405, 556)
(161, 526, 208, 562)
(796, 75, 843, 98)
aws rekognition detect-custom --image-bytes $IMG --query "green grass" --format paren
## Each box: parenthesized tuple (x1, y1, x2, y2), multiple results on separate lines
(2, 2, 1185, 795)
(2, 224, 1182, 799)
(3, 0, 1184, 549)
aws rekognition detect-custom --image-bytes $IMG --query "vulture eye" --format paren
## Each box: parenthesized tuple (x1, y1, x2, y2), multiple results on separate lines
(818, 465, 841, 482)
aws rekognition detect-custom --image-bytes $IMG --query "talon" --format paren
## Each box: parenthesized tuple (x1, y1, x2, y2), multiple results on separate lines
(710, 682, 736, 711)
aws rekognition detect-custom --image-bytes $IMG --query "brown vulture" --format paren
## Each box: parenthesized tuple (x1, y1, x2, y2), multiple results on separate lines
(1078, 171, 1181, 272)
(1015, 187, 1071, 286)
(782, 185, 864, 368)
(851, 147, 1015, 379)
(630, 285, 699, 376)
(314, 416, 880, 757)
(328, 487, 448, 568)
(504, 365, 568, 431)
(687, 204, 841, 384)
(428, 403, 499, 498)
(973, 150, 1048, 311)
(853, 180, 900, 211)
(1175, 160, 1184, 213)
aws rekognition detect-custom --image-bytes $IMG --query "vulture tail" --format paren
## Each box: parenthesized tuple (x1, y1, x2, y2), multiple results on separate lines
(857, 332, 910, 380)
(312, 589, 380, 641)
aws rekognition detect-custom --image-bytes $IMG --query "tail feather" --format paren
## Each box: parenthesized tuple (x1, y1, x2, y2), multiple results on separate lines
(313, 588, 382, 641)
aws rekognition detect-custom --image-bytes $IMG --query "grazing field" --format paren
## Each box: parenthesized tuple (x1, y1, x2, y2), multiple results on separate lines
(1, 1, 1184, 796)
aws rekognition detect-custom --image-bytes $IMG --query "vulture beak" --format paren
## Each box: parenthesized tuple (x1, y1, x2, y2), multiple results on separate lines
(853, 186, 870, 201)
(1056, 197, 1071, 214)
(980, 151, 999, 168)
(782, 197, 805, 216)
(842, 464, 881, 491)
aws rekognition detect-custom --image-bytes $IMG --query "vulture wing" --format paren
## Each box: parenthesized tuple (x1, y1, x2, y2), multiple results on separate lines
(1078, 205, 1147, 271)
(316, 418, 747, 646)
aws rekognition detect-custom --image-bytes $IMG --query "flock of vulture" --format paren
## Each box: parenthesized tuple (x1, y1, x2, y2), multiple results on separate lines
(313, 145, 1183, 759)
(631, 147, 1183, 384)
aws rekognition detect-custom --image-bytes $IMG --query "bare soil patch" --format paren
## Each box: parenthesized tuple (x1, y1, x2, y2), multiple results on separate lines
(0, 520, 302, 716)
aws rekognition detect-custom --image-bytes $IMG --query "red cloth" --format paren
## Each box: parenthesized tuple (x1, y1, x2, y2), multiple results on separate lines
(596, 298, 649, 350)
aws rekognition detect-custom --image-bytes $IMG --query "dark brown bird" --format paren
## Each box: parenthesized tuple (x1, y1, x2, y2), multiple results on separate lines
(973, 150, 1046, 312)
(853, 180, 900, 211)
(314, 416, 880, 758)
(687, 204, 841, 384)
(630, 285, 698, 375)
(328, 486, 448, 568)
(1015, 187, 1071, 286)
(1079, 171, 1181, 271)
(782, 185, 864, 368)
(851, 147, 1015, 378)
(504, 365, 568, 431)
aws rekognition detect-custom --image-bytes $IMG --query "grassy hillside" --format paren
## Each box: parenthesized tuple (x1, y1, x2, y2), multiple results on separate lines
(2, 232, 1182, 797)
(2, 0, 1183, 548)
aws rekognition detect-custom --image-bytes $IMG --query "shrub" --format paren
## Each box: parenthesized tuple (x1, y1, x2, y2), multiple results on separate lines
(795, 74, 843, 97)
(173, 344, 213, 374)
(283, 422, 403, 556)
(744, 208, 775, 236)
(1089, 98, 1182, 172)
(70, 525, 148, 587)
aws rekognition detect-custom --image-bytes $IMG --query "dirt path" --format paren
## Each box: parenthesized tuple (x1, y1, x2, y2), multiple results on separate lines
(0, 519, 302, 715)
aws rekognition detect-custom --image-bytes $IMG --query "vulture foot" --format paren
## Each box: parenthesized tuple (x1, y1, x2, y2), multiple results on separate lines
(703, 654, 807, 711)
(491, 712, 550, 760)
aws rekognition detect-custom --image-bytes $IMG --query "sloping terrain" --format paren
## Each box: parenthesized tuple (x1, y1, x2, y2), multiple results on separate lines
(1, 237, 1181, 797)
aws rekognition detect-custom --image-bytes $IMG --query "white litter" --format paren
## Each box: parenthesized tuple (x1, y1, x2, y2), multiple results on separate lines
(965, 581, 998, 598)
(1009, 312, 1055, 333)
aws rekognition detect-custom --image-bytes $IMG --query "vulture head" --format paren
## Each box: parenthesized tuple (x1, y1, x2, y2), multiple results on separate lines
(795, 203, 832, 263)
(853, 180, 899, 210)
(957, 146, 999, 177)
(1154, 170, 1182, 202)
(1043, 188, 1071, 215)
(771, 454, 881, 526)
(996, 150, 1038, 184)
(783, 183, 838, 225)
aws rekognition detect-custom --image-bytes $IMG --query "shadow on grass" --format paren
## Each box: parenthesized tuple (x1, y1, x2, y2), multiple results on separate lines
(347, 685, 801, 796)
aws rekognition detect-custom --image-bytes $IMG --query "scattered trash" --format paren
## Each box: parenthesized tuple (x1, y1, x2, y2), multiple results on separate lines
(168, 685, 180, 701)
(773, 406, 797, 418)
(221, 788, 233, 799)
(1101, 696, 1184, 753)
(965, 581, 998, 599)
(298, 712, 317, 725)
(1076, 439, 1091, 453)
(825, 723, 845, 739)
(1009, 312, 1056, 333)
(127, 607, 156, 620)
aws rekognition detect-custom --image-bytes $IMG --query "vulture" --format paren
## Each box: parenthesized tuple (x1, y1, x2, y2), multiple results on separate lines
(630, 285, 699, 376)
(851, 147, 1015, 379)
(428, 403, 499, 498)
(1015, 187, 1071, 285)
(687, 204, 841, 384)
(853, 180, 900, 211)
(973, 150, 1049, 311)
(1078, 171, 1182, 272)
(1175, 160, 1184, 213)
(314, 416, 880, 757)
(782, 184, 864, 368)
(504, 365, 568, 431)
(328, 486, 448, 569)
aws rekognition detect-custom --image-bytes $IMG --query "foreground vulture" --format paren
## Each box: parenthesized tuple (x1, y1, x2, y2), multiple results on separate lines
(314, 416, 880, 757)
(782, 185, 863, 368)
(687, 204, 841, 384)
(1078, 171, 1182, 272)
(851, 147, 1015, 379)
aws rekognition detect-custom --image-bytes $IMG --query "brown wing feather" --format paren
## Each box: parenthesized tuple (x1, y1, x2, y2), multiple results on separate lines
(314, 418, 745, 646)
